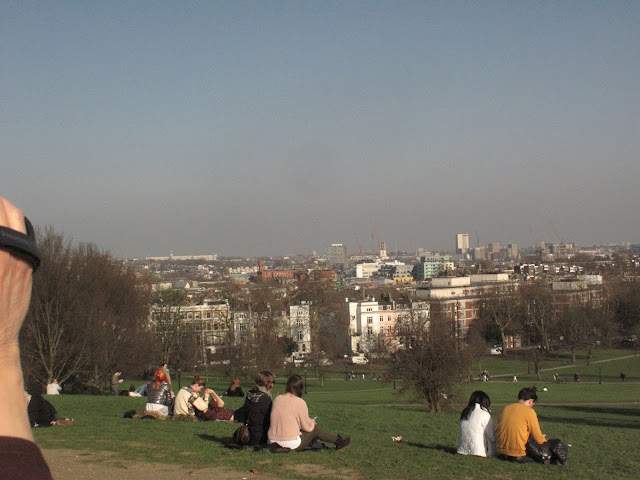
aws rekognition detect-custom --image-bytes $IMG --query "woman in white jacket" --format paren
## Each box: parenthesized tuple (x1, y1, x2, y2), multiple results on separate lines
(457, 390, 496, 457)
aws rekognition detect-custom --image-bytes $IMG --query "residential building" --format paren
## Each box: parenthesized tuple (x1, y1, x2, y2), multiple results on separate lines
(346, 296, 429, 354)
(327, 243, 348, 270)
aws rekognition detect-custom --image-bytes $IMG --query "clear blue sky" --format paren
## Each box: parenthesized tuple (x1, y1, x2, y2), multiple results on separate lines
(2, 1, 639, 258)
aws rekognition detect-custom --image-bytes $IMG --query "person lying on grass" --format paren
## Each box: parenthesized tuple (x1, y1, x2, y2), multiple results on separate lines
(174, 375, 234, 421)
(267, 374, 350, 452)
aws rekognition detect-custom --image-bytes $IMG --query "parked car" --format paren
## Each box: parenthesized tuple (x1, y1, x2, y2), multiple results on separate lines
(490, 346, 503, 355)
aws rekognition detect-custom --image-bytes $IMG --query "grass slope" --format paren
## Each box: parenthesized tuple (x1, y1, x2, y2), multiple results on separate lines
(34, 351, 640, 480)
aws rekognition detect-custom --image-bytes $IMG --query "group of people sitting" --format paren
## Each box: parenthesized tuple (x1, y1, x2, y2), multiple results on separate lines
(141, 368, 235, 421)
(139, 368, 350, 451)
(457, 387, 566, 465)
(234, 371, 351, 451)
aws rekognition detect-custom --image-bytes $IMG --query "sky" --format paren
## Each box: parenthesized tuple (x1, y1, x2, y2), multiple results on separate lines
(2, 1, 639, 259)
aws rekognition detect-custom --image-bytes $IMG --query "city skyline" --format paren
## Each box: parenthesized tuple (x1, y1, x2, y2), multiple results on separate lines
(3, 2, 639, 258)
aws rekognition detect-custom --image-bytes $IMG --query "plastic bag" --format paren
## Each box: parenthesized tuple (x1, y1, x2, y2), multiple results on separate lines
(526, 437, 552, 463)
(547, 438, 568, 466)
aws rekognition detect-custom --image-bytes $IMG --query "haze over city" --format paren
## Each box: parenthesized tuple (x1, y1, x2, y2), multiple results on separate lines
(2, 2, 638, 259)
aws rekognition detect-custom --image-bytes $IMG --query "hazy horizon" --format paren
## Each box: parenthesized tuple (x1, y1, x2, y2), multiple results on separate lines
(3, 2, 639, 258)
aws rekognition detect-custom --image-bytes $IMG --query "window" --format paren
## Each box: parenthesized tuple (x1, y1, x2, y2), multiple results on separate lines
(379, 326, 384, 333)
(367, 326, 373, 335)
(194, 312, 200, 319)
(206, 312, 211, 319)
(298, 332, 304, 340)
(302, 344, 306, 352)
(296, 319, 302, 327)
(187, 312, 193, 319)
(367, 316, 373, 324)
(388, 315, 391, 321)
(387, 325, 392, 333)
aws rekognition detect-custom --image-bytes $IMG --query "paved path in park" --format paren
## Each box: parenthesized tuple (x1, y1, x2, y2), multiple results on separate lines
(491, 353, 638, 379)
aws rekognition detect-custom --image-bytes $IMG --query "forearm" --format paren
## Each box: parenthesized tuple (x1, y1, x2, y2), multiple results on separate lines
(0, 347, 33, 441)
(205, 389, 224, 408)
(530, 415, 546, 444)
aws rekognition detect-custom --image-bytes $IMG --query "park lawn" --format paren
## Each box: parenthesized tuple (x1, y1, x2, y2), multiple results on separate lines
(34, 378, 640, 480)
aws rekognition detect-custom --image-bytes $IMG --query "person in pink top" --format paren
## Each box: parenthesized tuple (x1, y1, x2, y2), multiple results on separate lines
(267, 374, 350, 452)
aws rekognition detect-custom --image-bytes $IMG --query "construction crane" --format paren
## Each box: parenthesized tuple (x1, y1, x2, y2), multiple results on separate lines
(474, 230, 480, 247)
(548, 219, 564, 244)
(354, 233, 363, 255)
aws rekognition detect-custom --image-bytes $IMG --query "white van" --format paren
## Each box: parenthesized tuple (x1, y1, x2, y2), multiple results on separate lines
(351, 355, 369, 365)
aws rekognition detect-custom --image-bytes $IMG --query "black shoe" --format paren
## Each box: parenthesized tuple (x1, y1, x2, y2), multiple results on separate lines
(269, 443, 291, 454)
(335, 435, 351, 450)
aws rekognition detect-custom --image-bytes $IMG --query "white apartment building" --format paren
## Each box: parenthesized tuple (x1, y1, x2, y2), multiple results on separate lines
(346, 297, 429, 354)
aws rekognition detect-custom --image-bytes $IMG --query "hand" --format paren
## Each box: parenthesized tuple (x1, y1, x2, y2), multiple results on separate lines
(0, 197, 33, 350)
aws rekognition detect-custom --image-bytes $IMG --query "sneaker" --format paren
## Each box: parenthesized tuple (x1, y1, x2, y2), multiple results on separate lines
(335, 435, 351, 450)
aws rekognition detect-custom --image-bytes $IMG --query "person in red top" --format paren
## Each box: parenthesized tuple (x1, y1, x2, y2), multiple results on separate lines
(496, 387, 547, 463)
(0, 197, 53, 479)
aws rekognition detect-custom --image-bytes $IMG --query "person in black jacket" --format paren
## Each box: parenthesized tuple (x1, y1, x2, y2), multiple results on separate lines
(234, 371, 274, 446)
(224, 378, 245, 397)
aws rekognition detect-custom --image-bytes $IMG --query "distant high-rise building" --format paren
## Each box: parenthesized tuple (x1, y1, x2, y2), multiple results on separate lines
(327, 243, 348, 270)
(472, 247, 487, 261)
(456, 233, 470, 254)
(379, 241, 388, 260)
(488, 242, 501, 253)
(507, 243, 519, 260)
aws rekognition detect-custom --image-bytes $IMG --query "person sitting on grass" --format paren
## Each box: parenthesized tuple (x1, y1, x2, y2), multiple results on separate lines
(224, 378, 245, 397)
(457, 390, 495, 457)
(267, 374, 350, 452)
(144, 368, 173, 416)
(495, 387, 546, 463)
(26, 389, 73, 427)
(174, 375, 234, 421)
(234, 371, 274, 446)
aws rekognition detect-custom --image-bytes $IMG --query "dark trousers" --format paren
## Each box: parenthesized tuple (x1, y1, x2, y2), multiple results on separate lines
(296, 424, 338, 451)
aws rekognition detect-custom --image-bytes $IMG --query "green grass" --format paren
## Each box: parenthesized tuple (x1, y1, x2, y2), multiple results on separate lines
(33, 350, 640, 479)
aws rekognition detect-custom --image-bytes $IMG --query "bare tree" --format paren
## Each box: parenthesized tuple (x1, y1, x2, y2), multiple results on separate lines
(22, 228, 153, 390)
(392, 301, 466, 413)
(21, 228, 88, 386)
(520, 281, 555, 352)
(477, 285, 522, 354)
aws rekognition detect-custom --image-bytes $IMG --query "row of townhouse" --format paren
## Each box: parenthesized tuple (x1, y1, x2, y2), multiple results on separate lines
(149, 300, 312, 363)
(347, 273, 604, 354)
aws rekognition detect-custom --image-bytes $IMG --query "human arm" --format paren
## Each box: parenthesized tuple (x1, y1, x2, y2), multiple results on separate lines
(485, 415, 496, 457)
(204, 388, 224, 408)
(296, 398, 316, 433)
(528, 409, 547, 445)
(0, 198, 36, 441)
